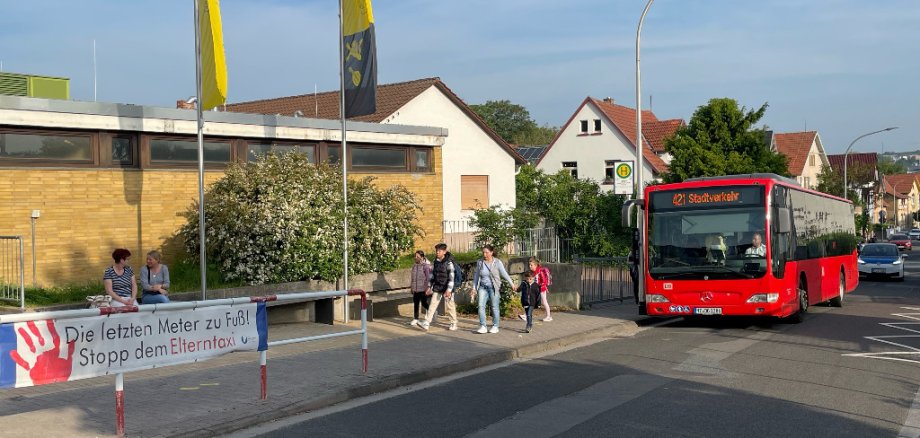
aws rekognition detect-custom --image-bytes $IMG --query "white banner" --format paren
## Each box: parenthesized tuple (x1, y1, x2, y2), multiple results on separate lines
(1, 303, 267, 389)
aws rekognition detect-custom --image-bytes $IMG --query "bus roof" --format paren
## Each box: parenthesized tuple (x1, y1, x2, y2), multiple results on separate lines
(657, 173, 852, 204)
(684, 173, 799, 186)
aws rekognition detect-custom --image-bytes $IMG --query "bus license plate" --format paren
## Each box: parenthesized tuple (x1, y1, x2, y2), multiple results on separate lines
(694, 307, 722, 315)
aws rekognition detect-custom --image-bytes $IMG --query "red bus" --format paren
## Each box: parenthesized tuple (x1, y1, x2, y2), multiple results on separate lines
(625, 173, 858, 321)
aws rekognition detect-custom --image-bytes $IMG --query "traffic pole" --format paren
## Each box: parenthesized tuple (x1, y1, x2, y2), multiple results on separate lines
(259, 350, 268, 400)
(115, 373, 125, 438)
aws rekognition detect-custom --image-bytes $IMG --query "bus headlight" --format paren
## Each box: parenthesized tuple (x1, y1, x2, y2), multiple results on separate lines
(647, 294, 670, 303)
(747, 293, 779, 303)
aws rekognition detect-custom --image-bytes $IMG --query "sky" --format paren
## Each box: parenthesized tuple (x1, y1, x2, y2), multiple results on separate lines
(1, 0, 917, 153)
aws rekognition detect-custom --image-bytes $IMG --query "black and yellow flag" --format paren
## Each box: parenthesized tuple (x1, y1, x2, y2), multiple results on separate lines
(342, 0, 377, 118)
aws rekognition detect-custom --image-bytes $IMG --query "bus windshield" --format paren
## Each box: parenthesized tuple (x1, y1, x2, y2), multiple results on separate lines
(647, 206, 768, 280)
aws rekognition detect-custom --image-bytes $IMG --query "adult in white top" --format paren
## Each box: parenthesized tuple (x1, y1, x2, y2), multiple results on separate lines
(746, 233, 766, 257)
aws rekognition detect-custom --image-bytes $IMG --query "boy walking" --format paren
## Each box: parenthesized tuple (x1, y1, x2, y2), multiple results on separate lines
(519, 272, 539, 333)
(419, 243, 458, 331)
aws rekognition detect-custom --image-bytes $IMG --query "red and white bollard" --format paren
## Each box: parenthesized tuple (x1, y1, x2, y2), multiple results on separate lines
(115, 372, 125, 438)
(260, 350, 268, 400)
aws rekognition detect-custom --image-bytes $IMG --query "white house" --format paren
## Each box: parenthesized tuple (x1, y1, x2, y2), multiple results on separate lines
(770, 131, 829, 190)
(227, 78, 524, 226)
(536, 97, 679, 190)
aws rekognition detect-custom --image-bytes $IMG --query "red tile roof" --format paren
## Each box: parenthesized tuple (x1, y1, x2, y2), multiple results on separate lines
(225, 77, 524, 164)
(773, 131, 817, 176)
(587, 98, 671, 174)
(643, 119, 684, 153)
(883, 174, 917, 197)
(826, 152, 878, 172)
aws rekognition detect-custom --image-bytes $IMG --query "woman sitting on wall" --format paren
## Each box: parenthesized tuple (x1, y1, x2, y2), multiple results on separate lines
(104, 248, 138, 307)
(140, 250, 171, 304)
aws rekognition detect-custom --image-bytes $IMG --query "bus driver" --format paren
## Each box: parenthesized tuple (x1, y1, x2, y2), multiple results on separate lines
(745, 233, 766, 257)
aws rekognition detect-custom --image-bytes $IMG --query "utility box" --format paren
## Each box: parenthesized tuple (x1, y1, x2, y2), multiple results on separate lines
(0, 72, 70, 100)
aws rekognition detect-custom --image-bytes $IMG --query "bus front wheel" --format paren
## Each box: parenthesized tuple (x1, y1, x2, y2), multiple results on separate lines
(789, 277, 808, 323)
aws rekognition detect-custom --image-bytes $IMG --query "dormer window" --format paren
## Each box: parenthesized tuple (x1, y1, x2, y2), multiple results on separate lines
(594, 119, 602, 133)
(579, 120, 588, 134)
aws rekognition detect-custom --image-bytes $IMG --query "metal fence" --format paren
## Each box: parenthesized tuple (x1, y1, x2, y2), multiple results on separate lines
(0, 236, 25, 309)
(577, 256, 635, 305)
(514, 227, 560, 263)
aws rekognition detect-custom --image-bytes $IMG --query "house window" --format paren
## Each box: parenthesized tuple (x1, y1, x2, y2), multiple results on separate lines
(803, 176, 810, 188)
(412, 148, 431, 172)
(461, 175, 489, 210)
(604, 160, 616, 182)
(809, 155, 815, 166)
(327, 145, 341, 164)
(149, 138, 232, 164)
(562, 161, 578, 179)
(247, 142, 315, 163)
(594, 119, 602, 133)
(579, 120, 588, 134)
(111, 135, 135, 166)
(352, 147, 408, 170)
(0, 130, 93, 163)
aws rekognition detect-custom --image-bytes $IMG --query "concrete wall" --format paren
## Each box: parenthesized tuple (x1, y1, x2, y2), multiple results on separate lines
(538, 101, 656, 189)
(383, 86, 518, 221)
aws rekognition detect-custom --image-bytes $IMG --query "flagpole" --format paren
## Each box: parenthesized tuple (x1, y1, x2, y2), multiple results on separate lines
(338, 0, 350, 323)
(194, 0, 208, 300)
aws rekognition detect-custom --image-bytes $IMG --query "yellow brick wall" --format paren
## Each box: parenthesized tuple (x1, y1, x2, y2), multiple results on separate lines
(0, 149, 443, 286)
(352, 147, 444, 252)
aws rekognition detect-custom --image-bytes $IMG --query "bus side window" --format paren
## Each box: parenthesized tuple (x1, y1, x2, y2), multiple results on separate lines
(771, 186, 793, 278)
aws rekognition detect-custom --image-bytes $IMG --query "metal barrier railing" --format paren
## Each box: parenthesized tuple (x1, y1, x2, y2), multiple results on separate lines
(0, 236, 25, 309)
(576, 257, 635, 304)
(0, 289, 368, 438)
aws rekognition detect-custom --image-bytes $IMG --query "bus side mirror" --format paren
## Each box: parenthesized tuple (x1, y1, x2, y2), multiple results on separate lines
(622, 199, 643, 228)
(776, 208, 792, 233)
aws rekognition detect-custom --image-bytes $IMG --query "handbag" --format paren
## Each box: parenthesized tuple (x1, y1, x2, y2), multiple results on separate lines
(86, 295, 112, 309)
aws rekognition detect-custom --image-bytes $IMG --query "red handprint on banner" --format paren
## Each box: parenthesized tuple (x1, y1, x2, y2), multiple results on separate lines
(9, 320, 76, 385)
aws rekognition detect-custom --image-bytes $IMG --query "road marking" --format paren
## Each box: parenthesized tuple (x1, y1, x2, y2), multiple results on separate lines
(673, 332, 771, 377)
(463, 374, 670, 438)
(179, 387, 199, 391)
(843, 308, 920, 364)
(200, 383, 220, 386)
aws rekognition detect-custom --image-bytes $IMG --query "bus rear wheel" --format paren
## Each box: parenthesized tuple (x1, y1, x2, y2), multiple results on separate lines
(830, 272, 844, 308)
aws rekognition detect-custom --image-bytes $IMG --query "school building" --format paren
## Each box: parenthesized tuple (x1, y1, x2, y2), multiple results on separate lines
(0, 95, 446, 286)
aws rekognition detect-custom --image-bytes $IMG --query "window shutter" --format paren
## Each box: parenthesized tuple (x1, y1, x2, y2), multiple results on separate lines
(461, 175, 489, 210)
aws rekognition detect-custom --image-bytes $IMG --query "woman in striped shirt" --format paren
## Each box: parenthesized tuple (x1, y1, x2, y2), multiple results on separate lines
(104, 248, 138, 307)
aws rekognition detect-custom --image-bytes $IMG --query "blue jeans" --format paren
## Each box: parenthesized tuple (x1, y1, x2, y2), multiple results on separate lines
(477, 284, 500, 328)
(525, 303, 534, 328)
(141, 293, 170, 304)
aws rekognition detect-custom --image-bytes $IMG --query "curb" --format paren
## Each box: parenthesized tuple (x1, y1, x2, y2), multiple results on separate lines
(171, 318, 643, 438)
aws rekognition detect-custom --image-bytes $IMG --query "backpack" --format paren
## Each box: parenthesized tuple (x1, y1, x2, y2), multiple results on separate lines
(452, 260, 465, 287)
(539, 266, 553, 287)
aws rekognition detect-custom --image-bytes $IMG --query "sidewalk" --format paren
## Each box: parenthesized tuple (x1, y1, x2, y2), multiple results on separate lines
(0, 304, 647, 438)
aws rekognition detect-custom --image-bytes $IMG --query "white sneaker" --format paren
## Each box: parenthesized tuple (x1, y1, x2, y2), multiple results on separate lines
(543, 317, 553, 322)
(419, 321, 430, 331)
(489, 326, 500, 334)
(449, 324, 458, 331)
(410, 319, 419, 326)
(518, 314, 526, 321)
(475, 326, 488, 334)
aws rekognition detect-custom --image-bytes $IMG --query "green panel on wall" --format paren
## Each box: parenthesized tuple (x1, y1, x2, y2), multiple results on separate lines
(0, 73, 29, 96)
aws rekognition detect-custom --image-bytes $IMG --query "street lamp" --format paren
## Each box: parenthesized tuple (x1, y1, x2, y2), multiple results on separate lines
(843, 127, 898, 199)
(634, 0, 653, 315)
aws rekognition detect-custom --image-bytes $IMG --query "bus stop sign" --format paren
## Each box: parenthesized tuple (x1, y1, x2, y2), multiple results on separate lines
(614, 161, 634, 195)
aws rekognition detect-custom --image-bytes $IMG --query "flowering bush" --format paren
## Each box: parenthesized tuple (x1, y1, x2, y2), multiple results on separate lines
(179, 152, 421, 284)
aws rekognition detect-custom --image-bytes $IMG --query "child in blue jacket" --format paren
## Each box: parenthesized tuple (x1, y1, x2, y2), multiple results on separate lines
(519, 271, 539, 333)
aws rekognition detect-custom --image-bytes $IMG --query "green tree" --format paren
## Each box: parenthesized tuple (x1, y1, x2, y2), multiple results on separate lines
(664, 98, 788, 183)
(469, 206, 538, 255)
(815, 162, 874, 203)
(471, 100, 559, 146)
(512, 124, 558, 146)
(878, 155, 907, 175)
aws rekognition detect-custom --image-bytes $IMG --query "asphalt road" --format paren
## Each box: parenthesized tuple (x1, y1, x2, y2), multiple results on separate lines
(235, 256, 920, 438)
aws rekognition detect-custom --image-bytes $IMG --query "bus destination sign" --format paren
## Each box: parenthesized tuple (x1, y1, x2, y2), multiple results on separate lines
(650, 186, 763, 210)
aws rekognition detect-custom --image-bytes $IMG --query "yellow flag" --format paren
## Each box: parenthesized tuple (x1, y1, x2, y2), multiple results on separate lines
(199, 0, 227, 110)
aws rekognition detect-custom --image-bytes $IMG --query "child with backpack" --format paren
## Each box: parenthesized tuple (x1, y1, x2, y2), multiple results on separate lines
(409, 250, 432, 327)
(530, 257, 553, 322)
(519, 271, 539, 333)
(418, 243, 459, 331)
